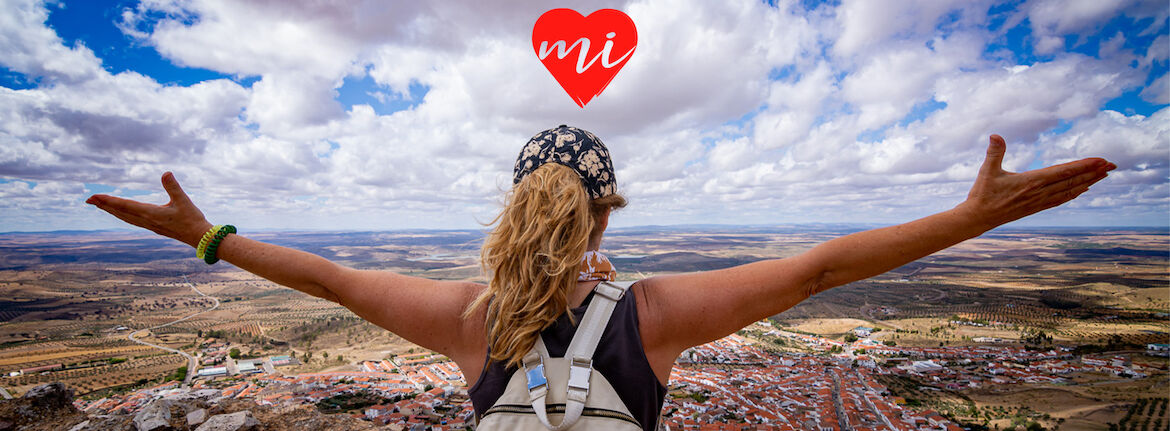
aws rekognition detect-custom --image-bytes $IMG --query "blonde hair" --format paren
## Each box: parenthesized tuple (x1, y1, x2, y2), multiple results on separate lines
(465, 163, 627, 368)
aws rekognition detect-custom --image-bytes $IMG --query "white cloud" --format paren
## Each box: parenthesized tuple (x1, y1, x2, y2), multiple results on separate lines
(0, 0, 103, 83)
(840, 33, 983, 129)
(1040, 108, 1168, 178)
(0, 0, 1165, 231)
(1027, 0, 1135, 53)
(246, 73, 343, 133)
(915, 55, 1139, 151)
(754, 63, 837, 150)
(1026, 0, 1167, 55)
(1141, 73, 1169, 104)
(123, 0, 363, 78)
(833, 0, 991, 58)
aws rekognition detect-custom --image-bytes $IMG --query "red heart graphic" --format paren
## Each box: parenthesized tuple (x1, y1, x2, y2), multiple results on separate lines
(532, 8, 637, 108)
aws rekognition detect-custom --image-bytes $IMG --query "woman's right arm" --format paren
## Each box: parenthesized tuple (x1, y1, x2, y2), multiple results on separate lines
(635, 135, 1115, 372)
(87, 173, 485, 361)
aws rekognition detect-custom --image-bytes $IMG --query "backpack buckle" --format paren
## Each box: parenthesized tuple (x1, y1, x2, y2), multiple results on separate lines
(523, 352, 547, 392)
(594, 282, 626, 301)
(525, 364, 547, 391)
(568, 356, 592, 394)
(525, 364, 547, 392)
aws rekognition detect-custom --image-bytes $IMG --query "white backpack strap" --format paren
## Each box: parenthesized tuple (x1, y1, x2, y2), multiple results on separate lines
(523, 337, 562, 429)
(563, 281, 631, 429)
(522, 336, 549, 401)
(566, 281, 629, 356)
(522, 281, 633, 430)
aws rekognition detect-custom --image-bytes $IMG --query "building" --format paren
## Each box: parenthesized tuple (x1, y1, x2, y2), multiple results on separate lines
(973, 337, 1007, 343)
(197, 367, 227, 377)
(1147, 343, 1170, 357)
(908, 360, 943, 373)
(238, 361, 258, 374)
(21, 364, 62, 374)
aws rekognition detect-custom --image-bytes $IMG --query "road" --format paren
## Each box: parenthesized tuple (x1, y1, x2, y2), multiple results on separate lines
(861, 302, 904, 330)
(921, 287, 947, 303)
(854, 370, 896, 429)
(830, 372, 853, 431)
(126, 275, 219, 386)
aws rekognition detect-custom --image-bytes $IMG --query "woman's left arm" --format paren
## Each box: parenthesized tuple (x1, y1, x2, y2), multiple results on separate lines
(211, 234, 484, 358)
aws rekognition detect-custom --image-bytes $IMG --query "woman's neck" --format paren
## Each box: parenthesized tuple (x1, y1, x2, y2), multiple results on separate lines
(570, 279, 601, 308)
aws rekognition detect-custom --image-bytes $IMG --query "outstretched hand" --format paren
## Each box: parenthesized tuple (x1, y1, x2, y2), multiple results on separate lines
(960, 135, 1115, 230)
(86, 172, 213, 248)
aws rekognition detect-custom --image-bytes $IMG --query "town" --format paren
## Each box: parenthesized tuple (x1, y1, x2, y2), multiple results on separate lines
(68, 322, 1169, 430)
(2, 228, 1165, 429)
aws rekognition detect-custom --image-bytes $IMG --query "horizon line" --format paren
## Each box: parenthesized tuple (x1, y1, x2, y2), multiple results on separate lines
(2, 223, 1168, 236)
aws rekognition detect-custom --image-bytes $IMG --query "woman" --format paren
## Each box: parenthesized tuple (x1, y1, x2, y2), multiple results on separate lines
(87, 125, 1115, 429)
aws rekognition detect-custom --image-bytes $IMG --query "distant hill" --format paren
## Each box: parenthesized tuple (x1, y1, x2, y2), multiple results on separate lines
(611, 251, 759, 272)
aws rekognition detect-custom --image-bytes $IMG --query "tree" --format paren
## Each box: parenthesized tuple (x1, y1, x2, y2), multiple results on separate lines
(845, 334, 859, 343)
(169, 366, 188, 382)
(229, 348, 241, 359)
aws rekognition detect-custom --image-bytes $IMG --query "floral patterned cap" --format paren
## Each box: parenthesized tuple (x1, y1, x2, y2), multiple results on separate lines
(513, 125, 617, 199)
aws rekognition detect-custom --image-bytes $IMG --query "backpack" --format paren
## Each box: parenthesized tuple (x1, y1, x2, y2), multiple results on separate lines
(476, 280, 646, 430)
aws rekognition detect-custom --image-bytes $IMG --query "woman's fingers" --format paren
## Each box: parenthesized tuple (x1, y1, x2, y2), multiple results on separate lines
(979, 134, 1007, 175)
(92, 199, 158, 231)
(997, 155, 1115, 220)
(966, 134, 1117, 228)
(88, 194, 178, 235)
(107, 208, 155, 230)
(1037, 184, 1092, 210)
(88, 196, 149, 222)
(1024, 159, 1113, 205)
(1029, 157, 1112, 185)
(161, 172, 193, 207)
(1035, 167, 1109, 197)
(86, 172, 212, 248)
(88, 194, 161, 218)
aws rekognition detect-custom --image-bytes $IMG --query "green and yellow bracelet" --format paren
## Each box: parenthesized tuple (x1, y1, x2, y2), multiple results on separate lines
(196, 225, 236, 265)
(195, 225, 224, 259)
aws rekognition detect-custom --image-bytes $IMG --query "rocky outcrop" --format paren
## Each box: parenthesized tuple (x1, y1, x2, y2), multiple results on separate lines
(186, 409, 207, 427)
(0, 384, 379, 431)
(133, 399, 176, 431)
(194, 411, 258, 431)
(210, 399, 379, 431)
(0, 383, 87, 431)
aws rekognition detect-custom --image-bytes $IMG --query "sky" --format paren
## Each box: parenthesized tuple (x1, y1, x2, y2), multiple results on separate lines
(0, 0, 1167, 232)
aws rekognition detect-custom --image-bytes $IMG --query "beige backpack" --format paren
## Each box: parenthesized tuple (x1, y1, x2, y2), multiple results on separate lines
(476, 281, 646, 430)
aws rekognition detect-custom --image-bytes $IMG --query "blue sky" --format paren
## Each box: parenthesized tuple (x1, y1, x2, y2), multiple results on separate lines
(0, 0, 1166, 232)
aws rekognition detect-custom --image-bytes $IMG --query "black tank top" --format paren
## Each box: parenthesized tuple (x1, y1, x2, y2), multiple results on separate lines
(468, 287, 668, 430)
